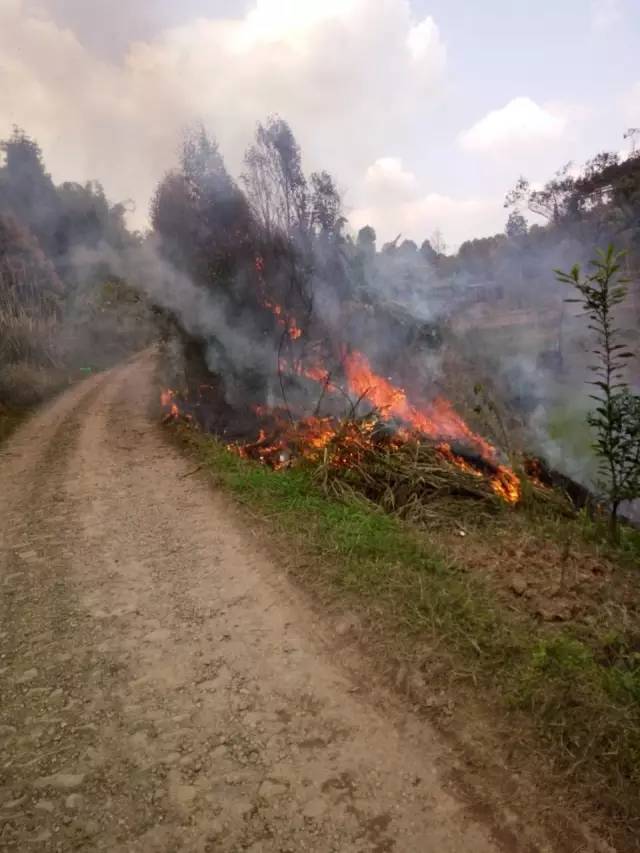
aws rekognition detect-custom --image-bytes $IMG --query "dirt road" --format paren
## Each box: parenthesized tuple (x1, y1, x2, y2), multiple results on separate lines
(0, 354, 541, 851)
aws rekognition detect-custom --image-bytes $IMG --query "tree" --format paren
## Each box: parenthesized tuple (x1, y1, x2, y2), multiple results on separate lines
(180, 125, 251, 248)
(419, 238, 437, 264)
(430, 228, 447, 255)
(505, 211, 528, 239)
(505, 164, 578, 222)
(152, 126, 253, 292)
(310, 171, 344, 237)
(0, 126, 60, 255)
(357, 225, 377, 255)
(242, 116, 308, 237)
(399, 239, 418, 255)
(555, 245, 640, 542)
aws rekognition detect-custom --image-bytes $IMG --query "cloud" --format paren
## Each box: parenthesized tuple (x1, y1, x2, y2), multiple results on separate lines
(458, 97, 567, 154)
(352, 157, 501, 248)
(406, 16, 447, 78)
(364, 158, 420, 202)
(591, 0, 623, 32)
(0, 0, 447, 232)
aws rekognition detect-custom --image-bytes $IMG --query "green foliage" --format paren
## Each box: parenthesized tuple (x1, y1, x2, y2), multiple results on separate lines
(556, 245, 640, 539)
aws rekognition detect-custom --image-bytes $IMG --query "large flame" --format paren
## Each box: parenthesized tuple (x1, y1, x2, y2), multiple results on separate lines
(342, 351, 495, 460)
(340, 351, 520, 501)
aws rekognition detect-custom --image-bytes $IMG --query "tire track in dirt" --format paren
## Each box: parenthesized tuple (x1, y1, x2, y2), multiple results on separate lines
(0, 352, 560, 851)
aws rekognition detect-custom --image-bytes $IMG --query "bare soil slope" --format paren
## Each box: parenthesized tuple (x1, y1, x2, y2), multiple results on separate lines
(0, 354, 562, 851)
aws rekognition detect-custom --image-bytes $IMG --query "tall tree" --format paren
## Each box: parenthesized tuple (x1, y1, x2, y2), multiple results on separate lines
(310, 171, 343, 238)
(0, 127, 60, 255)
(505, 211, 528, 239)
(242, 117, 308, 237)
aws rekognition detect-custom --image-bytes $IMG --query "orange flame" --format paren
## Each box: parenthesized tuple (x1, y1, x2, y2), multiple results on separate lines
(160, 389, 180, 420)
(491, 465, 521, 503)
(255, 255, 303, 341)
(343, 351, 495, 460)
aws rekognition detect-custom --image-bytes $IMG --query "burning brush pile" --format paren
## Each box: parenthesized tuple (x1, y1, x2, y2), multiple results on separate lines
(224, 350, 522, 513)
(160, 235, 570, 524)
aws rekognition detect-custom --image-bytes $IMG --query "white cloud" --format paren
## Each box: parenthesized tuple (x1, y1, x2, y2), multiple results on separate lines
(458, 97, 567, 154)
(364, 158, 420, 202)
(0, 0, 448, 231)
(353, 156, 501, 248)
(241, 0, 358, 42)
(591, 0, 623, 32)
(351, 193, 502, 250)
(406, 16, 447, 79)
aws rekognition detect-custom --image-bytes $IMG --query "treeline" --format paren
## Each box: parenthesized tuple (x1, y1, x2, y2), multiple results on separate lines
(3, 114, 638, 420)
(0, 128, 150, 407)
(358, 143, 640, 317)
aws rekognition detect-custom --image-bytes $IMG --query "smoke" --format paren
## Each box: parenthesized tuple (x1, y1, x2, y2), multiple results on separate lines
(3, 0, 450, 240)
(72, 239, 279, 397)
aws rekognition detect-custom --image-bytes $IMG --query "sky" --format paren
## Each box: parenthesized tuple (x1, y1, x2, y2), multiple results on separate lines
(2, 0, 639, 248)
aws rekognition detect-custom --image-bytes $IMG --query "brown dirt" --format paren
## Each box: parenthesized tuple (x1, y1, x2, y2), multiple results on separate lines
(436, 513, 638, 629)
(0, 353, 612, 852)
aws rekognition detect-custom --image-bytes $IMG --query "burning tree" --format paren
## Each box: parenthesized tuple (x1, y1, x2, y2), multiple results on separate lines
(556, 245, 640, 541)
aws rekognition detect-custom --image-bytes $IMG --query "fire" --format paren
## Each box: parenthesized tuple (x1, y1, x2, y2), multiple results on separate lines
(491, 465, 521, 504)
(172, 260, 524, 506)
(229, 414, 337, 468)
(343, 351, 495, 460)
(337, 351, 522, 502)
(255, 255, 303, 341)
(304, 364, 330, 383)
(160, 389, 180, 421)
(226, 349, 524, 505)
(436, 442, 483, 478)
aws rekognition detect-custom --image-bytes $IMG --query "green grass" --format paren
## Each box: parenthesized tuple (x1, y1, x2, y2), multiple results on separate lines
(177, 424, 640, 832)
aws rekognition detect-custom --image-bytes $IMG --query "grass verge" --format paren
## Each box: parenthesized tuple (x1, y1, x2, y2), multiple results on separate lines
(175, 423, 640, 840)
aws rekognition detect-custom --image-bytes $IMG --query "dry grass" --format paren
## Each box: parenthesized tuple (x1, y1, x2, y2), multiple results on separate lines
(0, 308, 59, 367)
(0, 285, 60, 362)
(314, 420, 572, 527)
(0, 282, 61, 409)
(0, 362, 69, 408)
